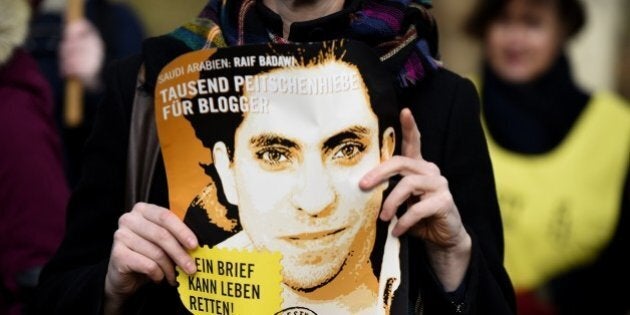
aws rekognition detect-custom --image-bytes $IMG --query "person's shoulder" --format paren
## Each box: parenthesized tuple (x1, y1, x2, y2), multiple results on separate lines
(140, 35, 192, 91)
(417, 67, 476, 96)
(592, 90, 630, 111)
(99, 54, 144, 118)
(141, 35, 190, 66)
(404, 68, 481, 137)
(103, 33, 185, 92)
(407, 67, 478, 113)
(103, 54, 143, 90)
(0, 50, 52, 112)
(106, 54, 143, 76)
(101, 34, 189, 110)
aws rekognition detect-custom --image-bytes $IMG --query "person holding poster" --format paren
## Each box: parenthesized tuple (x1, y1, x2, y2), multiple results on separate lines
(175, 43, 401, 314)
(35, 1, 516, 314)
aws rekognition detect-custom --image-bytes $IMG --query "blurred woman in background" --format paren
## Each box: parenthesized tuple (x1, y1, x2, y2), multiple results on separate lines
(0, 0, 69, 313)
(27, 0, 145, 187)
(465, 0, 629, 314)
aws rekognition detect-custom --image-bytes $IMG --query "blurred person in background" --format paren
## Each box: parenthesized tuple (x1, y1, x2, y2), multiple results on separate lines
(26, 0, 145, 186)
(465, 0, 629, 314)
(0, 0, 70, 314)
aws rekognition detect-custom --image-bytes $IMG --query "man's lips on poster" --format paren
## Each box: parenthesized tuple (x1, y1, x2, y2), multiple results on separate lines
(281, 227, 347, 244)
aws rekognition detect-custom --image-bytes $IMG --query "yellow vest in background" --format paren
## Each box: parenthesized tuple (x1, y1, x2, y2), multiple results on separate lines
(484, 92, 630, 291)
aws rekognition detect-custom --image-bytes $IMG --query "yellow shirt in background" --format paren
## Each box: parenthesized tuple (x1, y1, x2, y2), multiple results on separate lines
(484, 92, 630, 290)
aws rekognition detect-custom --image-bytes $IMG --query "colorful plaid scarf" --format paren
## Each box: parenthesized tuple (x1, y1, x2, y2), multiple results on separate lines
(170, 0, 440, 87)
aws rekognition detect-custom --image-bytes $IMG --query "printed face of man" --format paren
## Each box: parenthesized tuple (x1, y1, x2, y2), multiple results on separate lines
(213, 62, 394, 291)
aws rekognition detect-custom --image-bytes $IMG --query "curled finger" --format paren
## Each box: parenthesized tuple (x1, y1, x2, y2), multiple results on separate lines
(124, 205, 197, 275)
(360, 156, 423, 190)
(110, 241, 165, 284)
(114, 227, 177, 285)
(380, 174, 427, 221)
(391, 198, 440, 237)
(136, 203, 198, 249)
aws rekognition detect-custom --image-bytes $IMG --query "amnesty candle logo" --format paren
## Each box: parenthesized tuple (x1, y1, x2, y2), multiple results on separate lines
(155, 40, 404, 315)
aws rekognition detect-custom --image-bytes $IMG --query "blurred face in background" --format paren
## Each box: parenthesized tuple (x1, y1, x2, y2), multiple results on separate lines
(485, 0, 566, 83)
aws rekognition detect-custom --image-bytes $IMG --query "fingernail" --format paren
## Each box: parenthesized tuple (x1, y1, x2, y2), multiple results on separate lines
(391, 228, 401, 238)
(185, 261, 196, 274)
(187, 237, 197, 249)
(360, 177, 371, 188)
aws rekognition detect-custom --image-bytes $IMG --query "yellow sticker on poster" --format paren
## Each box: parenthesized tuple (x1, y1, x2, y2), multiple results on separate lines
(177, 246, 283, 315)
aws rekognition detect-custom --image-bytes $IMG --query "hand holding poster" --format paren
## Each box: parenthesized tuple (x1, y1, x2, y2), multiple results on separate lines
(155, 40, 404, 315)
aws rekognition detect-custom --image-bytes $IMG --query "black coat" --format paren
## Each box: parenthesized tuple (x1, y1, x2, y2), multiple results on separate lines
(35, 35, 515, 315)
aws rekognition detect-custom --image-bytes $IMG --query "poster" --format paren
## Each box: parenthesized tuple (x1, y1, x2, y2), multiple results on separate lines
(155, 40, 404, 315)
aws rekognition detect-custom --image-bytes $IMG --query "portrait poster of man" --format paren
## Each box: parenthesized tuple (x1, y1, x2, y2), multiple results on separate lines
(154, 40, 408, 315)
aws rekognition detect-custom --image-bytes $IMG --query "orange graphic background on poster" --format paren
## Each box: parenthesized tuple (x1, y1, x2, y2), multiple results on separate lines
(155, 49, 217, 219)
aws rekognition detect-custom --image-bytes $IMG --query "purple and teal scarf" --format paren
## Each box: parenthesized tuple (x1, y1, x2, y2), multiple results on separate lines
(170, 0, 440, 87)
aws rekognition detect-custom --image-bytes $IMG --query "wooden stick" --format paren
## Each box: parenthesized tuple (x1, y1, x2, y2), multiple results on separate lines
(63, 0, 85, 128)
